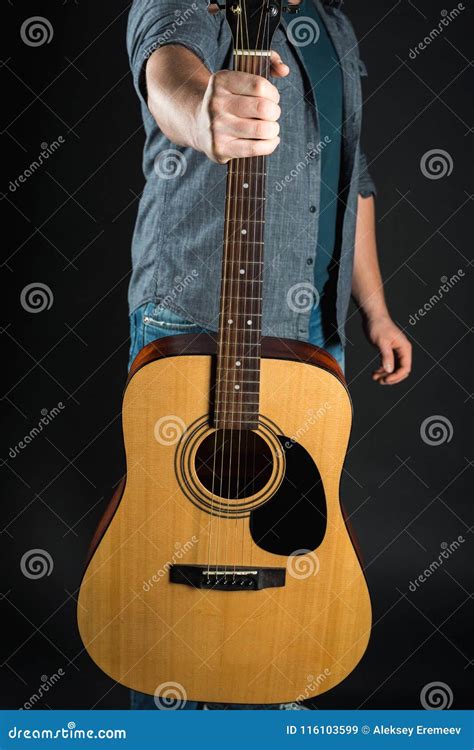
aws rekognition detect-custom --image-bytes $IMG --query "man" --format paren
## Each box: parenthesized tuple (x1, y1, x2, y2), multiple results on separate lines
(126, 0, 412, 709)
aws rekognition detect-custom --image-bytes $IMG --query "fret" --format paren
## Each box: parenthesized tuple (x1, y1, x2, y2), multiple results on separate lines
(227, 194, 266, 200)
(219, 355, 261, 360)
(227, 218, 265, 224)
(224, 240, 265, 246)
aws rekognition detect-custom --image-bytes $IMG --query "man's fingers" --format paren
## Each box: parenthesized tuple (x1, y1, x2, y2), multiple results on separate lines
(215, 114, 280, 140)
(218, 70, 280, 103)
(379, 341, 395, 375)
(373, 338, 412, 385)
(270, 50, 290, 78)
(224, 94, 281, 122)
(227, 136, 281, 159)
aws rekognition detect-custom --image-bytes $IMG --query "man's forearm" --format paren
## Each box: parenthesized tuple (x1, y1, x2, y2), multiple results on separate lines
(352, 194, 389, 321)
(146, 45, 211, 150)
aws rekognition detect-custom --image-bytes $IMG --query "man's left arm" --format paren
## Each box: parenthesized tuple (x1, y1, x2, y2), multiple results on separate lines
(352, 194, 412, 385)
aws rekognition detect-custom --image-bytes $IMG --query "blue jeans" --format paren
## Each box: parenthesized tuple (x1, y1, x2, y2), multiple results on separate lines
(128, 301, 343, 710)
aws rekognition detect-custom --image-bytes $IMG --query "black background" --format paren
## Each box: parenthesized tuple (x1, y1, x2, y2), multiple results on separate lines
(1, 0, 472, 710)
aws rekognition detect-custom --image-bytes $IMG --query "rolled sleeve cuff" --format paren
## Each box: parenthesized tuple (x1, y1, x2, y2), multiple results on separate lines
(358, 150, 376, 198)
(127, 0, 219, 105)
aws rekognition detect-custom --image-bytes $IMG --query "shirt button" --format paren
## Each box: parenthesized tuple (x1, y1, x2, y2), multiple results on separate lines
(306, 258, 313, 266)
(309, 205, 316, 213)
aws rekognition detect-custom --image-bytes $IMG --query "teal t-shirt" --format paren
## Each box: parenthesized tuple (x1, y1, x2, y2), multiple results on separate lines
(297, 1, 343, 300)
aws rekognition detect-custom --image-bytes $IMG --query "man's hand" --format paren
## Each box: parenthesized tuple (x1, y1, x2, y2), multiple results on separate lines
(194, 52, 289, 163)
(364, 314, 412, 385)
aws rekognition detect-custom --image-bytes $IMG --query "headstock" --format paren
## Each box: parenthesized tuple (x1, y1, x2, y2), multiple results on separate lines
(224, 0, 283, 52)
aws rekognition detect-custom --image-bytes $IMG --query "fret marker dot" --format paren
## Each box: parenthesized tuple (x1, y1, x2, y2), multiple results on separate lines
(234, 384, 240, 390)
(228, 319, 233, 325)
(243, 182, 249, 189)
(247, 320, 252, 326)
(239, 269, 245, 274)
(241, 229, 247, 235)
(236, 361, 241, 366)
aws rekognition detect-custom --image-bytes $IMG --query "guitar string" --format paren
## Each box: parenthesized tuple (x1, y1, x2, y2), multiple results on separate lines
(218, 5, 248, 581)
(230, 0, 251, 583)
(240, 3, 269, 574)
(232, 1, 268, 580)
(206, 9, 242, 580)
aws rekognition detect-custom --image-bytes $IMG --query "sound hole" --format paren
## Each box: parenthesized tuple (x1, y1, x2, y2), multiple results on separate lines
(194, 429, 274, 499)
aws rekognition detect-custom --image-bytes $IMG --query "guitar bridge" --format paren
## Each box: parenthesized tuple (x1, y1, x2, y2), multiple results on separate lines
(170, 564, 286, 590)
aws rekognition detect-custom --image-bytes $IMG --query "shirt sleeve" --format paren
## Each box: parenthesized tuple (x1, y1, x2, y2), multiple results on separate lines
(127, 0, 220, 106)
(356, 59, 376, 198)
(358, 149, 376, 198)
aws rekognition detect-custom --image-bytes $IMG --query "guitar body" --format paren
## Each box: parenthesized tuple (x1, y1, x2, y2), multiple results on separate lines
(78, 334, 371, 703)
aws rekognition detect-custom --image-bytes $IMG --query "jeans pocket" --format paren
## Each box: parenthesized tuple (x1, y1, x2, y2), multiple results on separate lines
(143, 304, 202, 332)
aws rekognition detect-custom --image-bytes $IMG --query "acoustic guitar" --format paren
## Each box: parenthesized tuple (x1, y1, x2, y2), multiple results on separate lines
(78, 0, 371, 704)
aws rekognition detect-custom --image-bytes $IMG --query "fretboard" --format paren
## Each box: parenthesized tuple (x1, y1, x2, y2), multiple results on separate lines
(214, 53, 270, 430)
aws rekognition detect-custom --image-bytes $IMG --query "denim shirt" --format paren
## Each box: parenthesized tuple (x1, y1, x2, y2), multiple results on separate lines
(126, 0, 376, 345)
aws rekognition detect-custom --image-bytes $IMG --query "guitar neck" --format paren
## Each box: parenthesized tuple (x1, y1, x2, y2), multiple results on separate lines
(214, 53, 270, 431)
